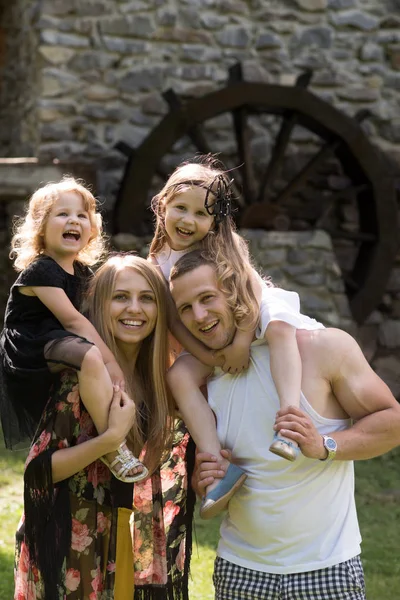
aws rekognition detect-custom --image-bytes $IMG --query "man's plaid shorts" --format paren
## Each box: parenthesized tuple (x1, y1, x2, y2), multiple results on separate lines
(213, 555, 366, 599)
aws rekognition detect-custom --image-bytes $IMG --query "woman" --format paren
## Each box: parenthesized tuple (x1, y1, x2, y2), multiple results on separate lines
(14, 255, 196, 600)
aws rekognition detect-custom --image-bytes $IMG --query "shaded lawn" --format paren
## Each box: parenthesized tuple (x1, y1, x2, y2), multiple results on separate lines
(1, 436, 400, 599)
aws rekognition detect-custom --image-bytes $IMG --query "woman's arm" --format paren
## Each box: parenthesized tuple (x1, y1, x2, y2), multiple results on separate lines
(51, 388, 135, 482)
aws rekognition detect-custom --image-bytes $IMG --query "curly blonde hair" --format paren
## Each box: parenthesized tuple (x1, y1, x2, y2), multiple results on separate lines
(150, 157, 259, 330)
(85, 254, 174, 475)
(10, 177, 105, 271)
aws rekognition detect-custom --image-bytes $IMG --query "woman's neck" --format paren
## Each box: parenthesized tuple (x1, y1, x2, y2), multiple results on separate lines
(117, 342, 141, 373)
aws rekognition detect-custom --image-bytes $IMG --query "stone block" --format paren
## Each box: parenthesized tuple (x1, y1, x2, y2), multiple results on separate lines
(255, 31, 283, 49)
(69, 51, 119, 72)
(142, 93, 168, 115)
(154, 27, 213, 44)
(327, 0, 356, 8)
(99, 15, 155, 37)
(360, 42, 384, 62)
(180, 44, 222, 62)
(158, 8, 177, 27)
(42, 68, 81, 97)
(82, 103, 129, 122)
(291, 26, 333, 50)
(330, 11, 379, 31)
(39, 46, 76, 65)
(120, 1, 150, 13)
(294, 0, 328, 11)
(117, 67, 166, 93)
(216, 26, 251, 48)
(200, 14, 228, 29)
(101, 37, 149, 54)
(301, 291, 334, 312)
(337, 87, 379, 102)
(40, 29, 90, 47)
(84, 85, 119, 101)
(297, 230, 333, 251)
(40, 121, 73, 141)
(220, 0, 249, 14)
(41, 0, 77, 15)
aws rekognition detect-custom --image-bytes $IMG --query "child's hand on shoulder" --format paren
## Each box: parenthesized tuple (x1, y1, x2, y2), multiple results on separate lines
(105, 360, 126, 390)
(214, 342, 250, 374)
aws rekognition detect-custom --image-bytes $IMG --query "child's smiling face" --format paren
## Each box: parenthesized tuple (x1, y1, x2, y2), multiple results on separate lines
(43, 192, 93, 262)
(164, 186, 215, 251)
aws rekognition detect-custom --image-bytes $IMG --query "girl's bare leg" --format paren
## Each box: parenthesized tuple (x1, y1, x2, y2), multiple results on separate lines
(78, 346, 144, 479)
(265, 321, 301, 461)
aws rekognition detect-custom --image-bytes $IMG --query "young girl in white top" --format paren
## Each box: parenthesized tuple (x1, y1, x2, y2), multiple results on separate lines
(149, 157, 323, 518)
(0, 177, 147, 483)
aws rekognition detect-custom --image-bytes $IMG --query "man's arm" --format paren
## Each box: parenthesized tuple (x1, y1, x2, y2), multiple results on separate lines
(275, 329, 400, 461)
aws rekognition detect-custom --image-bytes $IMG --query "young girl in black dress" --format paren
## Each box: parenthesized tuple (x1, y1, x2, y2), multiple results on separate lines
(0, 177, 147, 482)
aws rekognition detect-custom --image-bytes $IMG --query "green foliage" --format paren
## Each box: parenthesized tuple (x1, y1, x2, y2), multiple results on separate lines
(1, 435, 400, 599)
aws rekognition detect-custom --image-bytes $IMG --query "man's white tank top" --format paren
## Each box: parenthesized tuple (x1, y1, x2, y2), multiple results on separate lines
(207, 338, 361, 574)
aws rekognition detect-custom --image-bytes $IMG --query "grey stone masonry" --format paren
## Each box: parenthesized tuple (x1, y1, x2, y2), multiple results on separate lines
(0, 0, 399, 190)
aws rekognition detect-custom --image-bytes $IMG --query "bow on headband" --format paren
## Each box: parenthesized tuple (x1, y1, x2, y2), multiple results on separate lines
(204, 174, 234, 224)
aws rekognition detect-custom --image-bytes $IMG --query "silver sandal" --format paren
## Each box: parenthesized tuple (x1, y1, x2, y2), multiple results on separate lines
(100, 442, 149, 483)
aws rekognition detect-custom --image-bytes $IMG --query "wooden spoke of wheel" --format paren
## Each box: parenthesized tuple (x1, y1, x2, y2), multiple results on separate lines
(315, 184, 369, 227)
(163, 88, 212, 155)
(257, 70, 313, 204)
(228, 63, 257, 204)
(271, 139, 341, 205)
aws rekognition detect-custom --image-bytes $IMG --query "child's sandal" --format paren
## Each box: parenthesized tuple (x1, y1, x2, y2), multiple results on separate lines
(100, 442, 148, 483)
(269, 432, 299, 462)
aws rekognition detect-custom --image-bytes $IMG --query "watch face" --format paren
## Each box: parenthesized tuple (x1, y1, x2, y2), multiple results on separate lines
(326, 438, 337, 450)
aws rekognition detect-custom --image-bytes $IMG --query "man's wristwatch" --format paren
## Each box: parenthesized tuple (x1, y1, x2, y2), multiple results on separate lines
(319, 435, 337, 461)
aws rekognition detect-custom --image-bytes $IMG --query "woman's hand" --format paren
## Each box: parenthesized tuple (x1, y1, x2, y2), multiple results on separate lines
(106, 386, 136, 448)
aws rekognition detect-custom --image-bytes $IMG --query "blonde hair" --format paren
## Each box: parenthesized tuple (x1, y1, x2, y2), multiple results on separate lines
(86, 254, 174, 475)
(10, 177, 105, 271)
(150, 157, 259, 329)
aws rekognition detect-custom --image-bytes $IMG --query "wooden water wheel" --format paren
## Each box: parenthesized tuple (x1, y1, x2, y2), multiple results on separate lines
(113, 63, 398, 324)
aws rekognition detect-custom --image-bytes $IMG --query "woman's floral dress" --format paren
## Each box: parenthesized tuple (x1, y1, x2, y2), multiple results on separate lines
(14, 370, 195, 600)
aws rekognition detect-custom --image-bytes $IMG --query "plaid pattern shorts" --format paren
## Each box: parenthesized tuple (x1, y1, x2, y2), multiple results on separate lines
(213, 555, 366, 600)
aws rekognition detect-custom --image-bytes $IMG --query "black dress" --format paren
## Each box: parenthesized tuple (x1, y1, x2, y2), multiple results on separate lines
(0, 255, 93, 448)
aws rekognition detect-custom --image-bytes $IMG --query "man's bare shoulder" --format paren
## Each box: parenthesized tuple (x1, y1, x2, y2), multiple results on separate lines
(297, 327, 356, 362)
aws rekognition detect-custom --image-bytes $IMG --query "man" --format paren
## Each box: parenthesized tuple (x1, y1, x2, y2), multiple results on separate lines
(169, 249, 400, 600)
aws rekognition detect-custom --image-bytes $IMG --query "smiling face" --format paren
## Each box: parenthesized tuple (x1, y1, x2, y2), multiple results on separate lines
(170, 264, 236, 351)
(109, 268, 158, 353)
(164, 186, 215, 251)
(43, 191, 93, 264)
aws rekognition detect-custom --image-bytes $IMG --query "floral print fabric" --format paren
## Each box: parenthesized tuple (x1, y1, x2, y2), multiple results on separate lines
(14, 370, 194, 600)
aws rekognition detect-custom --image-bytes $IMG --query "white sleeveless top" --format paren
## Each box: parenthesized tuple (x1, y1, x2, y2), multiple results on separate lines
(206, 315, 361, 573)
(155, 245, 196, 281)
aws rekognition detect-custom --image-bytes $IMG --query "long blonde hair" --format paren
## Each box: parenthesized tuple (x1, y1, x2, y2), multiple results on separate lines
(86, 254, 174, 475)
(10, 177, 105, 271)
(150, 157, 259, 329)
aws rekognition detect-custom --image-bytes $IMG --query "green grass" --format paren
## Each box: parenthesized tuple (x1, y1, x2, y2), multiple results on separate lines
(1, 437, 400, 599)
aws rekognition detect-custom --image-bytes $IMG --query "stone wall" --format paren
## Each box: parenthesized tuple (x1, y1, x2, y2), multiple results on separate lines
(0, 0, 400, 201)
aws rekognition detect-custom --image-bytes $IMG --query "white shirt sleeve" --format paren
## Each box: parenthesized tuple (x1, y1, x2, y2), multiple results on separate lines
(257, 284, 324, 339)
